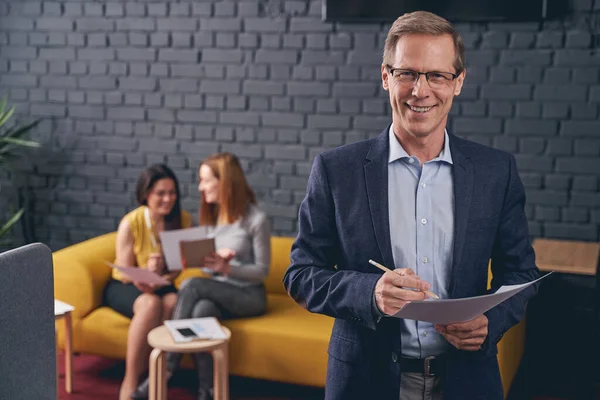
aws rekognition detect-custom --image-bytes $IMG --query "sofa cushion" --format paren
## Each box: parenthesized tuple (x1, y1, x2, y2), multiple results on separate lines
(74, 292, 333, 387)
(223, 293, 333, 387)
(78, 306, 131, 360)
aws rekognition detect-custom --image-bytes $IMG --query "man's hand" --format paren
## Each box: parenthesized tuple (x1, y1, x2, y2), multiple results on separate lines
(147, 253, 165, 274)
(374, 268, 432, 315)
(133, 281, 157, 293)
(435, 314, 488, 351)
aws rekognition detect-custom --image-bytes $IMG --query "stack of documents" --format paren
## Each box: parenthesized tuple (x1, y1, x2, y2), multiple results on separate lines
(393, 273, 551, 324)
(165, 317, 228, 343)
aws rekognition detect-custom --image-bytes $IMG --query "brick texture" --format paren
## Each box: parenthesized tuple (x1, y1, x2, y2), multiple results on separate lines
(0, 1, 599, 249)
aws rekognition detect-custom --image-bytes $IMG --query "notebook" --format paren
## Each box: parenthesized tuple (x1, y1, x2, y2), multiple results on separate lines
(179, 238, 216, 269)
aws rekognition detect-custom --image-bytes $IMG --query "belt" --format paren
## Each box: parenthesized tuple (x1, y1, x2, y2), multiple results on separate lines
(399, 356, 446, 377)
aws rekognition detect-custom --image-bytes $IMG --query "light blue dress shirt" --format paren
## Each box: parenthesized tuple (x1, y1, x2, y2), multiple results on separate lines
(387, 125, 455, 358)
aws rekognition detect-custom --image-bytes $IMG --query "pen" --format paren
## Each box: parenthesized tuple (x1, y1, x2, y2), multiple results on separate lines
(368, 259, 440, 299)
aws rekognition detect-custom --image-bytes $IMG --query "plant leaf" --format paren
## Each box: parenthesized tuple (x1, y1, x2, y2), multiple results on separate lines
(0, 208, 24, 239)
(0, 119, 41, 152)
(0, 137, 41, 148)
(0, 97, 6, 117)
(3, 118, 41, 139)
(0, 106, 15, 129)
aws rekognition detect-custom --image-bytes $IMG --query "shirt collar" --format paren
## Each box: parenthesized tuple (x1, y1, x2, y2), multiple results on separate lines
(388, 125, 453, 165)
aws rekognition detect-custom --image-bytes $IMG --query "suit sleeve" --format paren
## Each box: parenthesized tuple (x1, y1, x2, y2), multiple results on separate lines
(483, 154, 540, 356)
(283, 154, 381, 330)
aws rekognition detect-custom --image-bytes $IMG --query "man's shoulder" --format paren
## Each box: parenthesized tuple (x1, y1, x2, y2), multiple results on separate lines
(451, 134, 513, 164)
(318, 135, 380, 165)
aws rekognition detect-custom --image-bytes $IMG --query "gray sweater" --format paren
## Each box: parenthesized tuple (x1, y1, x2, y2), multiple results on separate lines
(206, 205, 271, 287)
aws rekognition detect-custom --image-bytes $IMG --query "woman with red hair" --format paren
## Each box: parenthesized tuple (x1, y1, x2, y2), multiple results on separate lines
(132, 153, 271, 400)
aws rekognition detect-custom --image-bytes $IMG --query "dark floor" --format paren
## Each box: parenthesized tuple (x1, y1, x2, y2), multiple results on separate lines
(57, 352, 588, 400)
(57, 353, 324, 400)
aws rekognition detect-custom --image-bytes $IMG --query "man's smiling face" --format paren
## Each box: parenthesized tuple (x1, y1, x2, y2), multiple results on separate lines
(382, 33, 465, 140)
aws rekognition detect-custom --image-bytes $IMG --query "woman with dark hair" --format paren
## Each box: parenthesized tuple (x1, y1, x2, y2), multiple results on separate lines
(132, 153, 271, 400)
(104, 163, 193, 400)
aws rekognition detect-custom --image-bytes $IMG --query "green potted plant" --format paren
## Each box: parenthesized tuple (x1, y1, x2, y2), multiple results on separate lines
(0, 98, 41, 244)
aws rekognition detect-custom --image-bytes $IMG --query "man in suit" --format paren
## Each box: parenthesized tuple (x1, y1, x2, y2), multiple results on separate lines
(283, 10, 539, 400)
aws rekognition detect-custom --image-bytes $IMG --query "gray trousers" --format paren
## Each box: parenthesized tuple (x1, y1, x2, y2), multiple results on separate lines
(166, 278, 267, 389)
(400, 373, 444, 400)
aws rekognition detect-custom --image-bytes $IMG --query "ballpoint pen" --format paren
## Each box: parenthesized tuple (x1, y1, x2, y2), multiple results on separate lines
(368, 259, 440, 299)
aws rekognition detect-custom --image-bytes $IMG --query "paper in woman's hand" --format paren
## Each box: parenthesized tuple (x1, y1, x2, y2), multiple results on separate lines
(179, 238, 216, 269)
(105, 262, 170, 286)
(159, 226, 212, 271)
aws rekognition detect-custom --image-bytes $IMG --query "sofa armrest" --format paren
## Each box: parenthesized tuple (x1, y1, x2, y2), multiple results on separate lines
(487, 262, 526, 398)
(497, 316, 526, 398)
(53, 232, 117, 321)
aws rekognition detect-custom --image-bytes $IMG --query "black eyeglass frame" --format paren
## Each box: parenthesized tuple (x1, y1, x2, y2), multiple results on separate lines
(385, 65, 462, 83)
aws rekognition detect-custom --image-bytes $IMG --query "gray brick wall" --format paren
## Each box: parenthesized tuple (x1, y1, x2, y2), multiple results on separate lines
(0, 0, 599, 250)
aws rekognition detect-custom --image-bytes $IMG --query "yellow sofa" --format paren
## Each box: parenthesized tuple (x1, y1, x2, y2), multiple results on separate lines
(54, 233, 524, 394)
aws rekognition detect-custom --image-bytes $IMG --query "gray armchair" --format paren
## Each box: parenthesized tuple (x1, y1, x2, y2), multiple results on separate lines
(0, 243, 56, 400)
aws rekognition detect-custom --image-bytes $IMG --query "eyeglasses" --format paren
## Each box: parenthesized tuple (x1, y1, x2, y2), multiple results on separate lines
(386, 65, 461, 87)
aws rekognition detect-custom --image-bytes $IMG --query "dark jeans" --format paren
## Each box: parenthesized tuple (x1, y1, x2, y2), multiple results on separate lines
(167, 278, 267, 389)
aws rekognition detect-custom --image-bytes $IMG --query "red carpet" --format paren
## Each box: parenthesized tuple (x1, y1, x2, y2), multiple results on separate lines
(56, 352, 325, 400)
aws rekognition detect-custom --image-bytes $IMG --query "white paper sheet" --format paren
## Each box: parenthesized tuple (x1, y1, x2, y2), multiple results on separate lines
(158, 226, 212, 271)
(105, 262, 171, 286)
(54, 299, 74, 316)
(392, 273, 552, 324)
(165, 317, 228, 343)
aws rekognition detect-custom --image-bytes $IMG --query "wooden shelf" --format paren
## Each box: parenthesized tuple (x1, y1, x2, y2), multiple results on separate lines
(532, 239, 600, 276)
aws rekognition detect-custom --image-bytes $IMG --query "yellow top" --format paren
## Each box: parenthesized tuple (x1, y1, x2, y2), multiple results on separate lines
(112, 206, 193, 281)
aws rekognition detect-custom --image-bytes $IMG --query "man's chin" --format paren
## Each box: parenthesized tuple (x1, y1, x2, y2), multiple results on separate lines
(404, 123, 437, 138)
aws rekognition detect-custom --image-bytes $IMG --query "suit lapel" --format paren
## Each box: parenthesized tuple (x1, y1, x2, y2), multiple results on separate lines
(364, 130, 394, 269)
(449, 134, 473, 297)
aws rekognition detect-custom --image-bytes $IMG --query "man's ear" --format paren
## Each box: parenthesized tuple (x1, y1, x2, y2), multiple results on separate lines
(381, 64, 390, 91)
(454, 68, 466, 96)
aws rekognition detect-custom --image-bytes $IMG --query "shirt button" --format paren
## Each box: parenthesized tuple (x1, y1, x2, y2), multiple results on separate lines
(391, 352, 398, 363)
(421, 256, 428, 263)
(421, 218, 427, 225)
(408, 158, 415, 164)
(423, 331, 428, 337)
(420, 182, 426, 188)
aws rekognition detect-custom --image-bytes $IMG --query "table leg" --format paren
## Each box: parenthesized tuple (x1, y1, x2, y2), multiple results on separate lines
(212, 344, 229, 400)
(149, 348, 164, 400)
(158, 350, 167, 400)
(56, 331, 60, 400)
(64, 312, 73, 393)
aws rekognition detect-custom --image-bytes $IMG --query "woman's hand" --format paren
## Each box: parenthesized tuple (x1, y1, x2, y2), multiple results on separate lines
(133, 282, 157, 293)
(203, 249, 235, 276)
(147, 252, 166, 274)
(216, 248, 236, 261)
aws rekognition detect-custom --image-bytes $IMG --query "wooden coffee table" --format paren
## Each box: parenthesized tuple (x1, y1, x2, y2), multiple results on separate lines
(147, 325, 231, 400)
